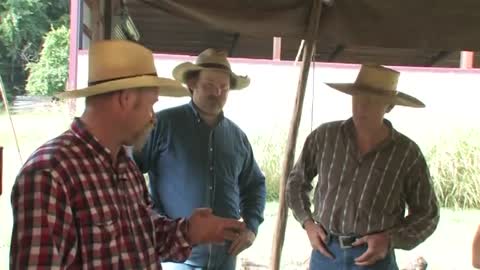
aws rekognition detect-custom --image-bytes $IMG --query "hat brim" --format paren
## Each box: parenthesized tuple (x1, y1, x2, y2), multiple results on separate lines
(56, 76, 189, 99)
(326, 83, 425, 108)
(172, 62, 250, 90)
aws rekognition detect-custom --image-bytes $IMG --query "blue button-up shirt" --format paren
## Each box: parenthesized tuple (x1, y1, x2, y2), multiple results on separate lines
(135, 101, 266, 268)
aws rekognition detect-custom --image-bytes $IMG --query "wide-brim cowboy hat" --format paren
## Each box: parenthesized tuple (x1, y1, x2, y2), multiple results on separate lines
(56, 40, 189, 99)
(172, 48, 250, 90)
(326, 64, 425, 108)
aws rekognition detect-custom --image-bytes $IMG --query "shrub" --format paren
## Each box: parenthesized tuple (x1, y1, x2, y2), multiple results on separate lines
(26, 25, 69, 96)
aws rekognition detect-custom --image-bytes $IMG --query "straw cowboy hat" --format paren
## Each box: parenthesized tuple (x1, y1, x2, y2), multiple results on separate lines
(56, 40, 189, 99)
(172, 48, 250, 90)
(326, 64, 425, 108)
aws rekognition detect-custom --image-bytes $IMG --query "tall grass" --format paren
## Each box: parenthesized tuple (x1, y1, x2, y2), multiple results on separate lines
(425, 129, 480, 209)
(251, 132, 287, 201)
(252, 128, 480, 209)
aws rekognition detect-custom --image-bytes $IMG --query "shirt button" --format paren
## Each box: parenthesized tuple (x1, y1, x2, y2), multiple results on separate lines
(209, 186, 213, 190)
(209, 148, 213, 152)
(209, 166, 214, 171)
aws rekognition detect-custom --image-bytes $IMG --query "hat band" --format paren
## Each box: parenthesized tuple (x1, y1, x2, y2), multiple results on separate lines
(355, 83, 398, 96)
(88, 72, 158, 86)
(198, 63, 231, 71)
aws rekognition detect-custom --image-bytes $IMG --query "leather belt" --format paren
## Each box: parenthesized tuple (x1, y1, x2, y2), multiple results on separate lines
(328, 234, 358, 249)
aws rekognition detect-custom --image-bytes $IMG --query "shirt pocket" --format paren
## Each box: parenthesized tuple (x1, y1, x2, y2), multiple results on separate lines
(126, 198, 156, 249)
(76, 205, 122, 265)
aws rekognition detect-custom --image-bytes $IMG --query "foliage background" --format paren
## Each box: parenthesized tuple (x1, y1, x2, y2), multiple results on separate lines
(0, 0, 69, 106)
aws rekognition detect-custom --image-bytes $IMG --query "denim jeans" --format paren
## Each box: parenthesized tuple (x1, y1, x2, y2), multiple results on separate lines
(161, 257, 236, 270)
(161, 243, 236, 270)
(309, 239, 399, 270)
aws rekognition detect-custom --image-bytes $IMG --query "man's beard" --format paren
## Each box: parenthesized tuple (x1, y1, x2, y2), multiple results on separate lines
(131, 121, 154, 154)
(206, 96, 224, 112)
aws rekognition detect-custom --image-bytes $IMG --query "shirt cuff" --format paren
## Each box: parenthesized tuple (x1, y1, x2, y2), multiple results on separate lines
(178, 218, 193, 248)
(244, 217, 262, 235)
(295, 212, 313, 229)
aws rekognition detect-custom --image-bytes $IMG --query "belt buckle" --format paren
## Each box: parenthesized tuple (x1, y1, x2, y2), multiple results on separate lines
(338, 235, 355, 249)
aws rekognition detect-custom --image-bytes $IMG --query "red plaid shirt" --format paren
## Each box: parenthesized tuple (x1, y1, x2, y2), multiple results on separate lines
(10, 118, 192, 269)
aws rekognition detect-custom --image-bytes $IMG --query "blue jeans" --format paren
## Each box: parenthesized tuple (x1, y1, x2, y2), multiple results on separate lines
(161, 258, 236, 270)
(161, 244, 236, 270)
(309, 240, 399, 270)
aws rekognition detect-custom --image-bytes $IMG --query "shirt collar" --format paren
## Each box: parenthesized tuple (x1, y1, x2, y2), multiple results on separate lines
(341, 117, 400, 142)
(188, 100, 225, 125)
(70, 117, 130, 170)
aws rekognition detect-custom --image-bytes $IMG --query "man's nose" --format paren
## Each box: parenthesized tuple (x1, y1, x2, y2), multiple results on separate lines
(213, 87, 222, 96)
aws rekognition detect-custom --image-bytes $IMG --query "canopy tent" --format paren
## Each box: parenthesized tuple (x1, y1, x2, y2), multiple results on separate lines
(69, 0, 480, 268)
(124, 0, 480, 67)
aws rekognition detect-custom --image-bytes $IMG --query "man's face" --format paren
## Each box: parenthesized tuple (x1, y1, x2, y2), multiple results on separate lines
(125, 87, 158, 150)
(189, 69, 230, 116)
(352, 94, 389, 128)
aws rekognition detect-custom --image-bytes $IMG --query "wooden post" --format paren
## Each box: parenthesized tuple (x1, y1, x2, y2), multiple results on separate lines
(294, 40, 305, 67)
(273, 37, 282, 60)
(104, 0, 112, 39)
(460, 51, 474, 69)
(270, 1, 323, 269)
(68, 0, 81, 116)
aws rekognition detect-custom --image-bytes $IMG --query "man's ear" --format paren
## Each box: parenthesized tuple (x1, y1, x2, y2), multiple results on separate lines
(186, 79, 197, 96)
(117, 89, 137, 110)
(186, 78, 196, 91)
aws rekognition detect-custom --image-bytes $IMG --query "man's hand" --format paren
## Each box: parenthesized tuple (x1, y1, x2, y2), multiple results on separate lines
(187, 208, 245, 245)
(472, 224, 480, 269)
(304, 219, 334, 259)
(353, 231, 390, 266)
(228, 228, 256, 256)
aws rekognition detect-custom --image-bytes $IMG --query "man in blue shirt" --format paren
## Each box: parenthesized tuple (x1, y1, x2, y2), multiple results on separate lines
(135, 48, 266, 270)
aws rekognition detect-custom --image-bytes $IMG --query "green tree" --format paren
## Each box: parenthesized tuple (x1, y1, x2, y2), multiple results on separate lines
(26, 26, 69, 96)
(0, 0, 69, 103)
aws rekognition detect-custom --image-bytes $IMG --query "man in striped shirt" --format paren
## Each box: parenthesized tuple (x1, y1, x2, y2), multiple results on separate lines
(10, 40, 245, 269)
(287, 65, 439, 270)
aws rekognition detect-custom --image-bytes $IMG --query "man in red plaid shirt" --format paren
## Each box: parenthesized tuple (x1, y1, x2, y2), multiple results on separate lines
(9, 40, 245, 269)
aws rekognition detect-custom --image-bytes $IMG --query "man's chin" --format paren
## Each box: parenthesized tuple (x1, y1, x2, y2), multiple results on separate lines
(207, 106, 223, 116)
(207, 101, 223, 110)
(131, 126, 154, 153)
(131, 137, 148, 154)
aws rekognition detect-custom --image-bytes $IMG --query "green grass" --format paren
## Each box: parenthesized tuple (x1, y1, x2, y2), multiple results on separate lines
(425, 129, 480, 209)
(252, 126, 480, 210)
(251, 133, 287, 202)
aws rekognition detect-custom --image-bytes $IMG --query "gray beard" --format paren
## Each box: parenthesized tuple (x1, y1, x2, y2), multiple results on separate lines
(131, 124, 153, 154)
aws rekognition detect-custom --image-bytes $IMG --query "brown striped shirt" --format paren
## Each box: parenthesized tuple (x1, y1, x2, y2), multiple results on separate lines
(286, 118, 439, 250)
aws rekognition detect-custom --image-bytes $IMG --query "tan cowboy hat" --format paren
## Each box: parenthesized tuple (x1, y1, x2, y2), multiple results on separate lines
(172, 48, 250, 90)
(56, 40, 189, 99)
(326, 64, 425, 108)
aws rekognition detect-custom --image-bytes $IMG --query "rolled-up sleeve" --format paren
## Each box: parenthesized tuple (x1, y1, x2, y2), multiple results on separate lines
(286, 130, 321, 226)
(389, 154, 440, 250)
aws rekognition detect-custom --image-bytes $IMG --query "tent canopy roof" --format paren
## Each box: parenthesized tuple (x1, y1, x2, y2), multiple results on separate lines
(125, 0, 480, 67)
